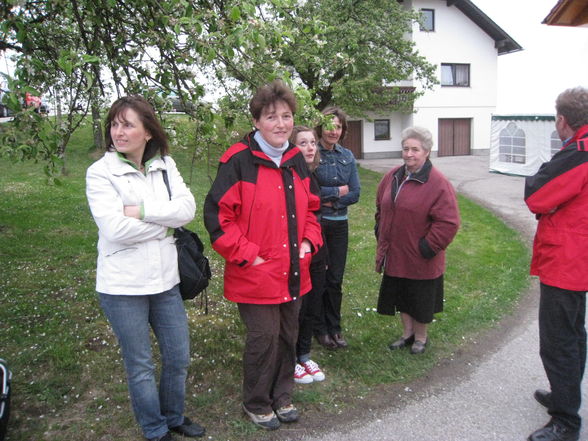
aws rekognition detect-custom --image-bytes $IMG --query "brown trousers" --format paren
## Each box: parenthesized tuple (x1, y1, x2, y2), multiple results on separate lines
(238, 298, 302, 414)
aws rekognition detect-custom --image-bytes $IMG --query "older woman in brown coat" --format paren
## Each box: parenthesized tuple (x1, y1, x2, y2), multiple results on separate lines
(375, 126, 460, 354)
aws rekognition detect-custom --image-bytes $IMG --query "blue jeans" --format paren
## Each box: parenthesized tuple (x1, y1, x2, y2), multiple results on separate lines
(99, 285, 190, 440)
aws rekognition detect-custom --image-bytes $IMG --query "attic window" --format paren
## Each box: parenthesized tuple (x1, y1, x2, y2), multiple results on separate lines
(420, 9, 435, 31)
(441, 63, 470, 87)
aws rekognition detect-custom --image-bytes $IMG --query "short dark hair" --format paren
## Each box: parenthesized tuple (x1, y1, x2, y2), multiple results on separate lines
(556, 87, 588, 131)
(105, 95, 169, 164)
(249, 80, 297, 120)
(315, 106, 348, 142)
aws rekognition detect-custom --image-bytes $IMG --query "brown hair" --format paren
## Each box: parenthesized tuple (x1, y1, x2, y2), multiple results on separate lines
(315, 106, 348, 143)
(249, 80, 297, 120)
(105, 95, 169, 164)
(290, 125, 320, 171)
(555, 87, 588, 131)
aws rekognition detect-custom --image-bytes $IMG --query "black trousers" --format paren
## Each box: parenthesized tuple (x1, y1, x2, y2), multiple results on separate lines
(316, 218, 348, 336)
(238, 299, 302, 414)
(297, 259, 326, 360)
(539, 282, 587, 430)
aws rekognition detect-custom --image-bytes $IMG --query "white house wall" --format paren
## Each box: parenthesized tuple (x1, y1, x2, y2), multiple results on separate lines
(352, 113, 412, 159)
(361, 0, 500, 158)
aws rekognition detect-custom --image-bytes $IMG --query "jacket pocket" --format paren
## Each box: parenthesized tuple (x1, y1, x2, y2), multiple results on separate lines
(226, 258, 286, 300)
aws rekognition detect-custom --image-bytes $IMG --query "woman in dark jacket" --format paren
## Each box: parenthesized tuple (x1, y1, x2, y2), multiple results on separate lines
(204, 81, 322, 430)
(290, 126, 327, 384)
(375, 126, 459, 355)
(314, 107, 361, 349)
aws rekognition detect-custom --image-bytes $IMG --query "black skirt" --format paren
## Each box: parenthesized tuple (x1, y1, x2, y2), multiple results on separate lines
(377, 274, 444, 324)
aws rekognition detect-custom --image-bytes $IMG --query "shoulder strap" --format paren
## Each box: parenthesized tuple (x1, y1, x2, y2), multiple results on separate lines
(162, 170, 172, 200)
(161, 157, 172, 201)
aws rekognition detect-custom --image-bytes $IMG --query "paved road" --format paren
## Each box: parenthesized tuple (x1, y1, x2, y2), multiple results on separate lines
(296, 155, 588, 441)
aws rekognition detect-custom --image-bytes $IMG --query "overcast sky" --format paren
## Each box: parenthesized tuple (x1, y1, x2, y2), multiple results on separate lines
(472, 0, 588, 115)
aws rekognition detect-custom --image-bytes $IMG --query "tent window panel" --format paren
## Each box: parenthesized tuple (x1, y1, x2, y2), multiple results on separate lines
(499, 122, 526, 164)
(551, 130, 561, 157)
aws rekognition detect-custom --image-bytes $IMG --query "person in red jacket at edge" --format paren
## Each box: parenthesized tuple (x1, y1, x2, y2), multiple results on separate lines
(525, 87, 588, 441)
(203, 80, 322, 431)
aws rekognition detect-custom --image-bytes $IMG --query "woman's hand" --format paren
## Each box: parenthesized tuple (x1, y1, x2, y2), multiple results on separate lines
(252, 256, 266, 266)
(338, 185, 349, 197)
(124, 205, 141, 219)
(299, 239, 312, 258)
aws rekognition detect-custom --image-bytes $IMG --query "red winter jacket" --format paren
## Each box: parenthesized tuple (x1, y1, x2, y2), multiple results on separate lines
(525, 124, 588, 291)
(204, 132, 323, 304)
(375, 160, 460, 280)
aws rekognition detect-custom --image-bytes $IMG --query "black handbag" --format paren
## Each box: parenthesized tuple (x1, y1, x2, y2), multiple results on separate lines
(162, 168, 211, 302)
(0, 359, 11, 441)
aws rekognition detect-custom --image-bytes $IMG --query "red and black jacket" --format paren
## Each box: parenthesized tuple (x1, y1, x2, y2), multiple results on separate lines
(525, 124, 588, 291)
(204, 131, 322, 304)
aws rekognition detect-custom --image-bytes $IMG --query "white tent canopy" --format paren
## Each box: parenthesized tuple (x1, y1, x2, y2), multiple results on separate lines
(490, 115, 557, 176)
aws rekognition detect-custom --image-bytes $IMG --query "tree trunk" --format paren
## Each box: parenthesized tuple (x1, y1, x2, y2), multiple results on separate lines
(91, 100, 105, 150)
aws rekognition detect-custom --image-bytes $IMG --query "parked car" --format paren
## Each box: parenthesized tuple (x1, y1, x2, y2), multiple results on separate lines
(25, 92, 48, 114)
(170, 94, 194, 113)
(0, 89, 12, 118)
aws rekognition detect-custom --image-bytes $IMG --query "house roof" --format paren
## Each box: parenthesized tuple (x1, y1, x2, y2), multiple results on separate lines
(543, 0, 588, 27)
(447, 0, 523, 55)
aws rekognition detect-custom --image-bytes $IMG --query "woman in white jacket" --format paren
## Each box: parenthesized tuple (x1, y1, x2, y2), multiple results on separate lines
(86, 96, 204, 441)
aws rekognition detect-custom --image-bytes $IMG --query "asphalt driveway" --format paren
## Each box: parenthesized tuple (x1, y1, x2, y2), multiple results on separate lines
(294, 155, 588, 441)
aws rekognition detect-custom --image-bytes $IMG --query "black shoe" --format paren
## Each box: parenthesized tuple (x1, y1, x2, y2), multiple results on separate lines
(534, 389, 552, 409)
(316, 334, 338, 350)
(527, 420, 579, 441)
(148, 433, 173, 441)
(170, 417, 205, 438)
(275, 404, 299, 423)
(389, 334, 415, 351)
(410, 339, 427, 355)
(331, 333, 348, 348)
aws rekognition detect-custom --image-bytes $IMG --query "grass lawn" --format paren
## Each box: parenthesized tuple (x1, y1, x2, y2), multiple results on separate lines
(0, 119, 529, 441)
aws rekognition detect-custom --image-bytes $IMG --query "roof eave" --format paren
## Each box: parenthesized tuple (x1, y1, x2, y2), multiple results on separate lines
(543, 0, 588, 27)
(449, 0, 523, 55)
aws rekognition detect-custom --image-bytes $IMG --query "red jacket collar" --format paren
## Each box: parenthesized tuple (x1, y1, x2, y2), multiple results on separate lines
(564, 124, 588, 149)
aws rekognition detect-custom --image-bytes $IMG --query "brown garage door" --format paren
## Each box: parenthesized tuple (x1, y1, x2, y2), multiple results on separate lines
(345, 120, 363, 159)
(438, 118, 471, 156)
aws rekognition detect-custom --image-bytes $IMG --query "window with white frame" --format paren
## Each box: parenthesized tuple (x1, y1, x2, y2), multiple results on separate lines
(374, 119, 390, 140)
(440, 63, 470, 87)
(420, 9, 434, 31)
(550, 130, 563, 157)
(499, 122, 526, 163)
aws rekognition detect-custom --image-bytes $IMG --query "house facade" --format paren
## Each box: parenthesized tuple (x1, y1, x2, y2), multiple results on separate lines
(346, 0, 521, 159)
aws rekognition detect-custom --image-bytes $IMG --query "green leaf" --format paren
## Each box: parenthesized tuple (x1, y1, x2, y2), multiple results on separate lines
(81, 55, 100, 64)
(230, 6, 241, 21)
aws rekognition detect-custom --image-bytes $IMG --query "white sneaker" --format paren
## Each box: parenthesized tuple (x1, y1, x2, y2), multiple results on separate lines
(294, 363, 313, 384)
(302, 359, 325, 382)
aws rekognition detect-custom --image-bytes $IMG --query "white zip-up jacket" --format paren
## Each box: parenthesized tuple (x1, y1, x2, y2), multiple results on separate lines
(86, 151, 195, 295)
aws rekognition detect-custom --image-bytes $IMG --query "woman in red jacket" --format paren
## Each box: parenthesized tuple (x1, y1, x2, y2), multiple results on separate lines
(375, 126, 459, 354)
(204, 81, 322, 430)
